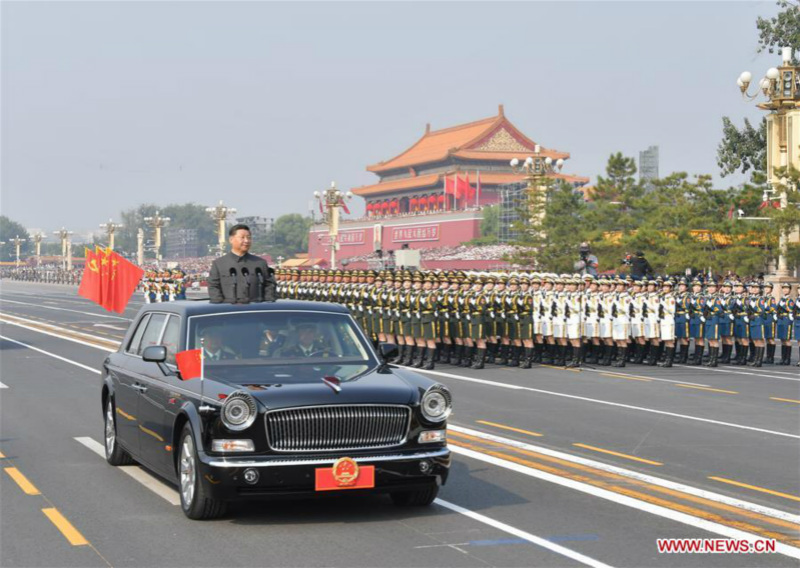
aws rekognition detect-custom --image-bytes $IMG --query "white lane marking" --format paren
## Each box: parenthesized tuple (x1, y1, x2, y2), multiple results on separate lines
(0, 335, 102, 374)
(411, 368, 800, 439)
(450, 425, 800, 524)
(449, 446, 800, 560)
(93, 324, 127, 331)
(0, 298, 132, 321)
(0, 382, 7, 389)
(674, 364, 800, 383)
(74, 437, 180, 506)
(565, 366, 711, 387)
(0, 316, 117, 352)
(435, 498, 614, 568)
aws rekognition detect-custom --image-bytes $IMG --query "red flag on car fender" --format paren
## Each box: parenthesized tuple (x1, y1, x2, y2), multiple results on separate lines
(175, 349, 203, 380)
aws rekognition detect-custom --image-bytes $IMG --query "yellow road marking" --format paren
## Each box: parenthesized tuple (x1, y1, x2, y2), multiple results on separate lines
(476, 420, 543, 437)
(600, 372, 652, 382)
(572, 443, 663, 466)
(675, 384, 738, 395)
(448, 430, 800, 533)
(42, 508, 89, 546)
(770, 397, 800, 404)
(448, 434, 799, 542)
(709, 477, 800, 503)
(4, 467, 41, 495)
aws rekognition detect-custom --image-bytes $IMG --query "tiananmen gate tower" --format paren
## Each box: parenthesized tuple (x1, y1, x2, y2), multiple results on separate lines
(306, 106, 588, 268)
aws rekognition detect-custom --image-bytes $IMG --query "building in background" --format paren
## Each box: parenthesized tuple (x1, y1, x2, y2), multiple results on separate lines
(639, 145, 659, 191)
(307, 106, 588, 267)
(236, 216, 274, 245)
(164, 228, 200, 259)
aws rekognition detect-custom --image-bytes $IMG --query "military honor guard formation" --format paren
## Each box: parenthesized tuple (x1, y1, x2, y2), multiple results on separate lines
(276, 267, 800, 371)
(140, 268, 188, 303)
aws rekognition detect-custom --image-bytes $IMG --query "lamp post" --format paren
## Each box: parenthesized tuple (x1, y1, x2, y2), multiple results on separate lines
(136, 229, 144, 266)
(143, 211, 171, 262)
(99, 219, 124, 251)
(53, 228, 73, 270)
(277, 255, 284, 268)
(205, 201, 237, 257)
(738, 46, 800, 278)
(32, 233, 45, 266)
(313, 182, 353, 269)
(10, 235, 26, 268)
(509, 145, 564, 234)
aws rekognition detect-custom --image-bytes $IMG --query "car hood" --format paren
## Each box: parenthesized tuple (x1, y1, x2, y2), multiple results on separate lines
(211, 366, 420, 410)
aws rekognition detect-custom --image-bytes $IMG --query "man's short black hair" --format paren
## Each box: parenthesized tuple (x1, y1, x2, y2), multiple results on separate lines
(228, 224, 251, 237)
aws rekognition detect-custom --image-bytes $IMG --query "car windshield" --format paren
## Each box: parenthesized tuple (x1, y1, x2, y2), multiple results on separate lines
(187, 311, 375, 380)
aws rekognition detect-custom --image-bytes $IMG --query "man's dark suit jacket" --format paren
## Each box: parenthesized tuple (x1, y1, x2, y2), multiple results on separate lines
(208, 252, 276, 303)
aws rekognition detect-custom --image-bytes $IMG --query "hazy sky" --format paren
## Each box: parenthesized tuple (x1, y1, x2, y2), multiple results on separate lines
(1, 1, 781, 235)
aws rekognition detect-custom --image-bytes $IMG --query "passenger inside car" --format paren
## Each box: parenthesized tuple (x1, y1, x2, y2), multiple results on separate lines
(200, 326, 239, 360)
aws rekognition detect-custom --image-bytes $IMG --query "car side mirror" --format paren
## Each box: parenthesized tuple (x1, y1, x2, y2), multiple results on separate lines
(379, 343, 399, 361)
(142, 346, 167, 363)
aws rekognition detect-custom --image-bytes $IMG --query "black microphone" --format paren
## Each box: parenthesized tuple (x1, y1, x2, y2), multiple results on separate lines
(255, 267, 265, 302)
(229, 267, 238, 304)
(241, 267, 251, 304)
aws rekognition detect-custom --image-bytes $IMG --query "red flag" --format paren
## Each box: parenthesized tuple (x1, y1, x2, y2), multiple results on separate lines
(108, 252, 144, 314)
(444, 175, 459, 198)
(78, 248, 102, 305)
(175, 349, 203, 380)
(457, 175, 476, 203)
(341, 202, 350, 215)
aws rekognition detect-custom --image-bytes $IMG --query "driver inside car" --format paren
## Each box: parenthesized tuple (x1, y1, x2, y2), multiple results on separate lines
(281, 322, 329, 358)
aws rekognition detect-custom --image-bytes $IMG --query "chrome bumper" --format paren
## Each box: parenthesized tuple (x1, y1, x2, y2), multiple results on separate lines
(205, 447, 449, 468)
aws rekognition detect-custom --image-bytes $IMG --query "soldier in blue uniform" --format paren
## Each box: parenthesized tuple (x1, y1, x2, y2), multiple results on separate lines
(762, 282, 778, 364)
(746, 281, 766, 367)
(717, 280, 735, 364)
(674, 278, 690, 363)
(731, 281, 750, 365)
(776, 283, 795, 365)
(702, 279, 722, 367)
(688, 278, 705, 365)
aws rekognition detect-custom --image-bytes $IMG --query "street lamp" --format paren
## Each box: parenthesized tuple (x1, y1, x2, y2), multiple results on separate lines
(10, 235, 26, 268)
(53, 227, 73, 270)
(143, 211, 171, 262)
(738, 46, 800, 279)
(509, 144, 564, 233)
(313, 181, 353, 269)
(32, 233, 45, 266)
(99, 219, 124, 251)
(205, 201, 237, 256)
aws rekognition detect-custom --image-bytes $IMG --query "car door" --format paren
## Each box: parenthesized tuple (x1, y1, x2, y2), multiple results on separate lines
(111, 313, 151, 457)
(137, 314, 181, 474)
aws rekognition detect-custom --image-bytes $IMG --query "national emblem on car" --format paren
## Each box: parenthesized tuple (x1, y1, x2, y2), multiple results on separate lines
(332, 457, 359, 486)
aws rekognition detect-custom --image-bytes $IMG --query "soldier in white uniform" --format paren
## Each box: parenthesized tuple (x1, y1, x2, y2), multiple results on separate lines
(582, 275, 601, 364)
(612, 277, 632, 367)
(658, 279, 677, 367)
(644, 278, 662, 365)
(565, 276, 584, 367)
(629, 280, 647, 364)
(599, 278, 615, 366)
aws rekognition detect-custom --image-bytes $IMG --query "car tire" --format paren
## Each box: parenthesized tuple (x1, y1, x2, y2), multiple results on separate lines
(177, 424, 226, 520)
(105, 398, 135, 466)
(390, 484, 439, 506)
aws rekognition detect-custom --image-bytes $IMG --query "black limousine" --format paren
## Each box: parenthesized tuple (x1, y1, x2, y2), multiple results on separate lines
(101, 300, 451, 519)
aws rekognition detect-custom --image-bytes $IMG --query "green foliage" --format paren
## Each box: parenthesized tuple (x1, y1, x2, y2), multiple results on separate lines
(717, 117, 767, 178)
(757, 0, 800, 55)
(0, 215, 31, 260)
(510, 153, 787, 276)
(263, 214, 313, 260)
(115, 203, 218, 256)
(468, 205, 499, 245)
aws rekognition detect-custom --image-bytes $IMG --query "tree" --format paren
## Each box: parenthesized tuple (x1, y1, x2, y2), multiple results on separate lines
(264, 214, 313, 260)
(467, 205, 499, 245)
(0, 215, 31, 261)
(757, 0, 800, 56)
(114, 203, 217, 256)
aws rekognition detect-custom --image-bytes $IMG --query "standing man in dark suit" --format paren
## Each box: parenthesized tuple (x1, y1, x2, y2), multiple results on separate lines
(208, 224, 276, 303)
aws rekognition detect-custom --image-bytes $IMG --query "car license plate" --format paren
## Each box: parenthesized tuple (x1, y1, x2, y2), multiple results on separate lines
(315, 458, 375, 491)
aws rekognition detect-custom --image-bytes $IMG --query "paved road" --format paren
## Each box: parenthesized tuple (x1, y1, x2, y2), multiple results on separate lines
(1, 280, 799, 567)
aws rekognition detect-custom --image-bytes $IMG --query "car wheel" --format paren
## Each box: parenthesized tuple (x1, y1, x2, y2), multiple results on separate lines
(178, 424, 226, 520)
(105, 398, 134, 466)
(390, 484, 439, 506)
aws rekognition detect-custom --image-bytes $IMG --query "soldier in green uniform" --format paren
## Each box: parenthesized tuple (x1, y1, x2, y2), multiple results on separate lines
(468, 274, 489, 369)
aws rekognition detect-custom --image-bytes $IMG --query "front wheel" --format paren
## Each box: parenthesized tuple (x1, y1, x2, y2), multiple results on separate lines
(178, 424, 227, 520)
(104, 398, 134, 466)
(390, 484, 439, 506)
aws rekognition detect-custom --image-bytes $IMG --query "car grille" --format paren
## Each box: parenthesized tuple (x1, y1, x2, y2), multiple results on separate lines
(265, 405, 411, 452)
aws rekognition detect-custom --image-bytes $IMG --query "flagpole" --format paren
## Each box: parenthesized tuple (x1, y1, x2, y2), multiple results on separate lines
(200, 337, 205, 406)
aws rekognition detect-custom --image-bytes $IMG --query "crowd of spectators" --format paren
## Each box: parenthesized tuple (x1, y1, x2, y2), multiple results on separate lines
(341, 244, 528, 264)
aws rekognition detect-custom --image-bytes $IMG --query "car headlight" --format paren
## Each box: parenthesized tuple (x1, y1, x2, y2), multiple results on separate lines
(420, 385, 452, 423)
(221, 391, 257, 431)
